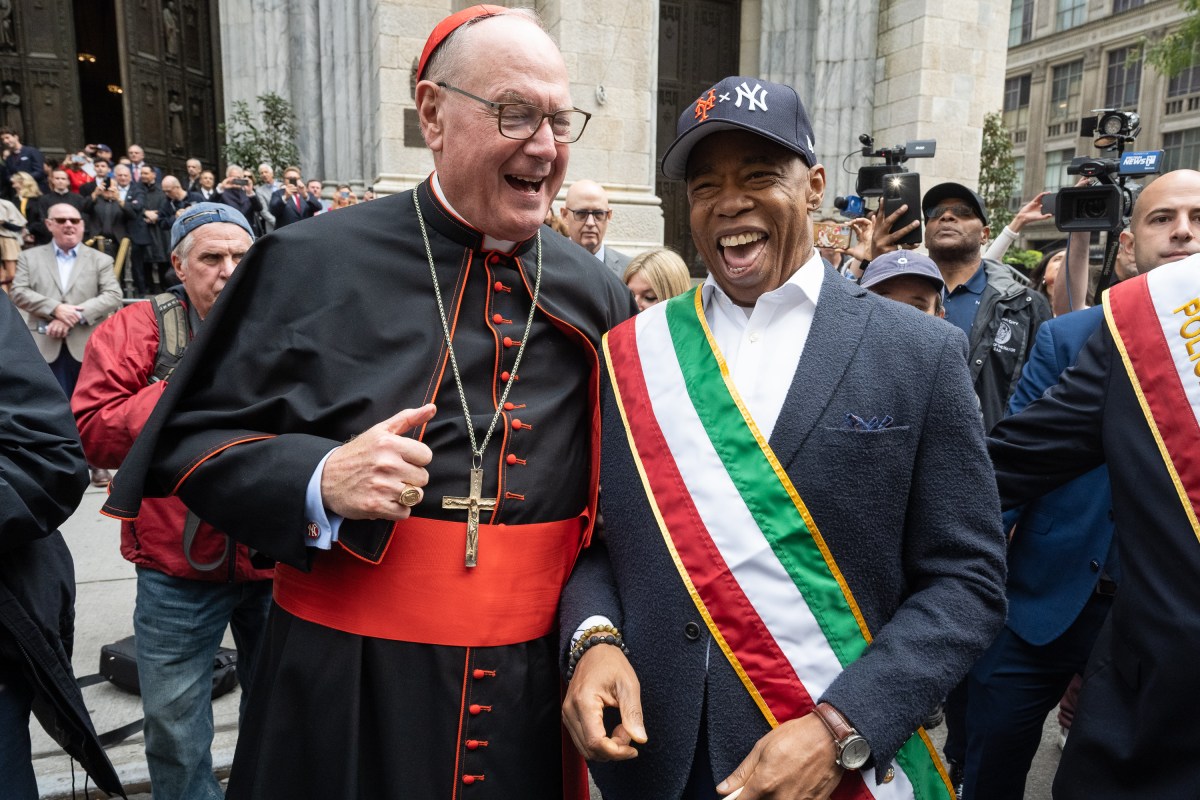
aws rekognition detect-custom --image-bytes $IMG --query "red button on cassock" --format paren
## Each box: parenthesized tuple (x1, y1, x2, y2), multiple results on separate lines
(512, 419, 524, 430)
(469, 704, 483, 715)
(503, 336, 515, 348)
(500, 371, 511, 382)
(494, 281, 505, 291)
(492, 313, 504, 324)
(503, 401, 515, 410)
(506, 454, 518, 465)
(488, 254, 500, 265)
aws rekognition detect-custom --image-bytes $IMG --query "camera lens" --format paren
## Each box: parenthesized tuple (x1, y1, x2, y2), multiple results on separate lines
(1077, 197, 1109, 219)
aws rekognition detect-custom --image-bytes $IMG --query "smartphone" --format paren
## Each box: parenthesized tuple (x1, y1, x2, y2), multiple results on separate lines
(813, 221, 851, 250)
(339, 190, 349, 198)
(232, 178, 249, 186)
(882, 172, 923, 247)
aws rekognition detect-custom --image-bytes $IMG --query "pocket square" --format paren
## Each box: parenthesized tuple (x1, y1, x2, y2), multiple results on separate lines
(844, 413, 894, 431)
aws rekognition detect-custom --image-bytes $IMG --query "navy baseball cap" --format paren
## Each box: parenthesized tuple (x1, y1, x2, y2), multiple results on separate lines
(661, 76, 816, 180)
(860, 250, 945, 293)
(922, 182, 989, 226)
(169, 202, 255, 253)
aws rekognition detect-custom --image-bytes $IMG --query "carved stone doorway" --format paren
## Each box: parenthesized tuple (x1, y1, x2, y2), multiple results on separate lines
(656, 0, 741, 276)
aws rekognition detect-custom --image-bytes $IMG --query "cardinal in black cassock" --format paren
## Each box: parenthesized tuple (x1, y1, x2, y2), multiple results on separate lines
(102, 7, 636, 798)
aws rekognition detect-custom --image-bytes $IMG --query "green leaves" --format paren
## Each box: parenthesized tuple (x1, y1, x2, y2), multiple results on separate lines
(218, 92, 301, 172)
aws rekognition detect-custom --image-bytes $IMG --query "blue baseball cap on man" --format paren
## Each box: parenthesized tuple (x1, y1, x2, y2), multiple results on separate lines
(169, 202, 255, 253)
(661, 76, 816, 180)
(860, 250, 946, 293)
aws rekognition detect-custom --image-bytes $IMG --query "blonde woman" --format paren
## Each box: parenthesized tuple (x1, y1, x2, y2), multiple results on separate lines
(622, 246, 692, 311)
(10, 170, 41, 247)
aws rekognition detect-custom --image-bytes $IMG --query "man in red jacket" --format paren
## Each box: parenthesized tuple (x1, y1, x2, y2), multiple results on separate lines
(73, 203, 270, 800)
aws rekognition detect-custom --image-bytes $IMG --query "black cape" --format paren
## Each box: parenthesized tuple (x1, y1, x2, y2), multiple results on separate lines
(0, 294, 125, 798)
(104, 179, 635, 797)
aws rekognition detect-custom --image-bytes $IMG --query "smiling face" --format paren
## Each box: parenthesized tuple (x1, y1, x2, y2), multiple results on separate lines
(685, 130, 824, 307)
(419, 15, 572, 242)
(1121, 170, 1200, 274)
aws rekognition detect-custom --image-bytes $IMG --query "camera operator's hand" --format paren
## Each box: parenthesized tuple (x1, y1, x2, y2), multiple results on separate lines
(1009, 192, 1053, 233)
(869, 204, 920, 259)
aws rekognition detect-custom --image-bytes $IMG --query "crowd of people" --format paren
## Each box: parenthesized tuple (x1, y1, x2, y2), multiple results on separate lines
(2, 6, 1199, 800)
(0, 131, 376, 299)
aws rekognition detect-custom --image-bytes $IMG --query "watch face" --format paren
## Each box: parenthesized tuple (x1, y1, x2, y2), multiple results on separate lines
(840, 735, 872, 770)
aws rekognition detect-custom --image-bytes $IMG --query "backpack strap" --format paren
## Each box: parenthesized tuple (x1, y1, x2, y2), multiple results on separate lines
(149, 291, 189, 383)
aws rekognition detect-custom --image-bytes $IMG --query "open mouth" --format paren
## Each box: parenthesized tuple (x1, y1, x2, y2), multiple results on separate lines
(718, 231, 768, 274)
(506, 174, 544, 194)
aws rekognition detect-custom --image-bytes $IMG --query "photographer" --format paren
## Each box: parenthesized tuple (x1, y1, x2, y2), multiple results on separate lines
(330, 183, 357, 210)
(267, 165, 321, 228)
(81, 161, 133, 263)
(214, 165, 264, 235)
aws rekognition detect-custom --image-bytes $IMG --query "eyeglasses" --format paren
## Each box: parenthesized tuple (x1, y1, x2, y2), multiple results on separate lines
(565, 208, 611, 222)
(926, 204, 977, 221)
(49, 217, 83, 225)
(437, 82, 591, 144)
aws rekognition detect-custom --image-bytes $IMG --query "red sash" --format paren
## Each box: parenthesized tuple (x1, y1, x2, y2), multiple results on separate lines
(1105, 255, 1200, 545)
(274, 514, 586, 647)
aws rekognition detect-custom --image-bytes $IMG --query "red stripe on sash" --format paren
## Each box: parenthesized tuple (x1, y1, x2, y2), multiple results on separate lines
(1109, 277, 1200, 519)
(609, 321, 873, 799)
(608, 321, 815, 720)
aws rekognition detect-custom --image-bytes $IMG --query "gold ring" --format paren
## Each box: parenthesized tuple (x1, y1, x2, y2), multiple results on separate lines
(399, 486, 422, 507)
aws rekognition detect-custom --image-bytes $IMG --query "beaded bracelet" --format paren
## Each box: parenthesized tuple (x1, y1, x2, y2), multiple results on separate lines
(565, 633, 628, 681)
(570, 623, 621, 656)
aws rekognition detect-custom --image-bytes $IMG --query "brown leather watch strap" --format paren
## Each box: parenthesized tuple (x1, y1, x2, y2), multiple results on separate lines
(813, 702, 855, 742)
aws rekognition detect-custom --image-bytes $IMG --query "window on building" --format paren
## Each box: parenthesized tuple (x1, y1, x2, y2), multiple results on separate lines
(1168, 63, 1200, 97)
(1104, 46, 1142, 109)
(1113, 0, 1145, 12)
(1044, 148, 1075, 192)
(1050, 60, 1084, 123)
(1164, 129, 1200, 172)
(1056, 0, 1086, 30)
(1009, 0, 1034, 46)
(1009, 156, 1027, 212)
(1004, 75, 1032, 133)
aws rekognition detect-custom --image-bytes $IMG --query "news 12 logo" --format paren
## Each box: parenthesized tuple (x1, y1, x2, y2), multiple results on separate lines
(1119, 150, 1164, 176)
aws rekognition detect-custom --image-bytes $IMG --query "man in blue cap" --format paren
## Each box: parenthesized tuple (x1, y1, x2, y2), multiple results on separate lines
(859, 250, 946, 317)
(71, 202, 272, 800)
(560, 76, 1006, 800)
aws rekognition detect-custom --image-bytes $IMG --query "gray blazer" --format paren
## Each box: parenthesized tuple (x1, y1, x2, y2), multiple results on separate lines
(560, 268, 1007, 798)
(11, 243, 121, 363)
(603, 244, 631, 277)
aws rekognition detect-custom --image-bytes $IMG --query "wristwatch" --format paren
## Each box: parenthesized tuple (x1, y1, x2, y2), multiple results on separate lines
(814, 702, 872, 770)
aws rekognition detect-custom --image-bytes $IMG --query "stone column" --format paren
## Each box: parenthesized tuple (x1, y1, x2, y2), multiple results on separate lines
(872, 0, 1009, 198)
(548, 0, 662, 254)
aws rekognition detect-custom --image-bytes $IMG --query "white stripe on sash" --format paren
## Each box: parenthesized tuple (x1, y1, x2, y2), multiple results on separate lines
(634, 308, 915, 799)
(1145, 255, 1200, 430)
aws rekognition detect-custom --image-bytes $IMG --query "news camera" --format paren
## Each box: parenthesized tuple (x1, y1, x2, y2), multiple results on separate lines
(1049, 110, 1161, 233)
(834, 133, 936, 218)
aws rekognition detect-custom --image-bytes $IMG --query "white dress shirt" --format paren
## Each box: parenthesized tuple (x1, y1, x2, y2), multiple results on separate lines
(700, 251, 824, 440)
(54, 244, 78, 291)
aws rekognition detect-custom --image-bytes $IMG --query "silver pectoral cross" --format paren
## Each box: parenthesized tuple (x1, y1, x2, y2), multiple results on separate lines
(442, 468, 497, 567)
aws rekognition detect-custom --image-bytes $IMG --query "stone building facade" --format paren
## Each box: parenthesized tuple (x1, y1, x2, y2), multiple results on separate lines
(1003, 0, 1200, 251)
(219, 0, 1010, 268)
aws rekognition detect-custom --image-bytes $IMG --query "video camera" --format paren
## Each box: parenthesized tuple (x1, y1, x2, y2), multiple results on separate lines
(834, 133, 936, 218)
(1047, 110, 1162, 232)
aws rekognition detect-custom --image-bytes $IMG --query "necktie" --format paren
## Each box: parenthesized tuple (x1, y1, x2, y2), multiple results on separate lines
(295, 194, 301, 213)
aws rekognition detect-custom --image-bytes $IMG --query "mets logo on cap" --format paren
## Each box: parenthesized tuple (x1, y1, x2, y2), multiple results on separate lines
(661, 75, 816, 180)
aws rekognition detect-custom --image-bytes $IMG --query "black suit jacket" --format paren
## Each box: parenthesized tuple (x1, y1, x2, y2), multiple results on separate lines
(268, 188, 322, 228)
(990, 322, 1200, 798)
(562, 271, 1008, 796)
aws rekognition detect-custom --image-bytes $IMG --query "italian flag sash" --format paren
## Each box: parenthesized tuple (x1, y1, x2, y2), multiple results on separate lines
(1105, 254, 1200, 546)
(602, 288, 952, 800)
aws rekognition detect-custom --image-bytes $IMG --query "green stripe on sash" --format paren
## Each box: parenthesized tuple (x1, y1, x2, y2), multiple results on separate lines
(662, 290, 951, 800)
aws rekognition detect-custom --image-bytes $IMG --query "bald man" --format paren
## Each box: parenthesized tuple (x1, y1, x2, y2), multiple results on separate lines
(561, 179, 630, 275)
(988, 169, 1200, 798)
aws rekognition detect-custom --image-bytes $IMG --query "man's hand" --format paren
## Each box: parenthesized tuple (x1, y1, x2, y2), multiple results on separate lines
(869, 204, 920, 259)
(144, 209, 159, 224)
(319, 404, 437, 520)
(46, 319, 70, 338)
(1008, 192, 1052, 233)
(562, 643, 647, 762)
(717, 714, 842, 800)
(52, 303, 82, 326)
